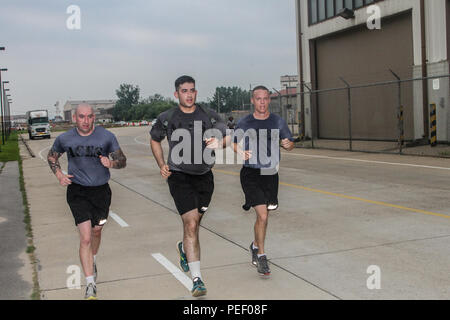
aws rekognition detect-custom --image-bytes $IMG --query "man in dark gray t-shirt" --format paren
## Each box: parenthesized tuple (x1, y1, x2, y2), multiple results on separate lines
(150, 104, 227, 175)
(47, 103, 126, 300)
(150, 75, 229, 297)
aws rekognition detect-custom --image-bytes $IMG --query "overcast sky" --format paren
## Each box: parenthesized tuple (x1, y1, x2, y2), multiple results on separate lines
(0, 0, 298, 116)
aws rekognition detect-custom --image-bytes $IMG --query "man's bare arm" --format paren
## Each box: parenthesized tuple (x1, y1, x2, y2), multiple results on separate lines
(47, 149, 63, 175)
(232, 142, 252, 160)
(222, 135, 231, 148)
(150, 139, 172, 178)
(150, 139, 166, 168)
(109, 148, 127, 169)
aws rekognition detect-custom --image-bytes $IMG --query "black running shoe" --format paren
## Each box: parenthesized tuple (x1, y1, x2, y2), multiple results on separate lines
(249, 242, 258, 266)
(257, 255, 271, 277)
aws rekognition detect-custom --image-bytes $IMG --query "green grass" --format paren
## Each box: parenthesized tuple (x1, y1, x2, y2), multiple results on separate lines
(438, 151, 450, 157)
(0, 132, 20, 162)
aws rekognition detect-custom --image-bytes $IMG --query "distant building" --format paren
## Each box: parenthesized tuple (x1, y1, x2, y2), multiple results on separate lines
(280, 75, 299, 89)
(11, 114, 27, 125)
(270, 77, 300, 135)
(63, 100, 117, 123)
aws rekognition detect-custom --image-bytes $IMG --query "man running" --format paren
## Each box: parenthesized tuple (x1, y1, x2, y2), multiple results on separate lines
(150, 75, 228, 297)
(47, 103, 126, 300)
(233, 85, 294, 277)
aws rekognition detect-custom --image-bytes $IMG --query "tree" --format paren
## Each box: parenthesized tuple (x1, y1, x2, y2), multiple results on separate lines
(112, 84, 140, 121)
(112, 84, 177, 121)
(209, 86, 251, 113)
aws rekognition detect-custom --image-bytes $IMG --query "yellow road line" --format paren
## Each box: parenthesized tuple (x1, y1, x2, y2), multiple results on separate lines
(213, 168, 450, 220)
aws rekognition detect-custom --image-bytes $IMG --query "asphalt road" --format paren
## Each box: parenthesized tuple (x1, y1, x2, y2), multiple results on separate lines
(20, 126, 450, 300)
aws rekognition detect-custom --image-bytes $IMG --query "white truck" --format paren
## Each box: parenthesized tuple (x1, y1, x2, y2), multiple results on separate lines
(26, 109, 51, 140)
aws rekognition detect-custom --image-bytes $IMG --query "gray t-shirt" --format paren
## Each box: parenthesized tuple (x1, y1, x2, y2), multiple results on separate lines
(233, 113, 293, 169)
(150, 105, 227, 175)
(51, 126, 121, 186)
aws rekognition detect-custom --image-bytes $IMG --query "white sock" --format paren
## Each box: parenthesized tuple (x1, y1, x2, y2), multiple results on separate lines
(257, 253, 266, 258)
(252, 242, 258, 250)
(86, 276, 95, 285)
(188, 261, 202, 280)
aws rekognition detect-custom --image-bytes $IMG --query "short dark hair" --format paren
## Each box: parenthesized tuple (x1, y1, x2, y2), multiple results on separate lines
(252, 85, 270, 97)
(175, 75, 195, 91)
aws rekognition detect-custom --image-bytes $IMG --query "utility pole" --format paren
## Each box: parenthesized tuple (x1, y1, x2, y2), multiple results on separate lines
(217, 88, 220, 114)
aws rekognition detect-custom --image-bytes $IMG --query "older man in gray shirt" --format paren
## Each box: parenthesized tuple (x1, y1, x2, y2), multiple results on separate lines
(47, 103, 126, 300)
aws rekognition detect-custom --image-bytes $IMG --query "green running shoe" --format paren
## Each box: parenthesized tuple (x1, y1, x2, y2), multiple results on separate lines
(191, 277, 207, 297)
(176, 241, 189, 272)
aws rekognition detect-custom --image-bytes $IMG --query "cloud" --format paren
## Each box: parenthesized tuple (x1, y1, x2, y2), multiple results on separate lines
(102, 25, 212, 49)
(1, 1, 297, 116)
(0, 5, 64, 31)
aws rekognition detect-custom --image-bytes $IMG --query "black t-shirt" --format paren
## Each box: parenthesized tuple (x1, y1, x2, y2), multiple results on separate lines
(150, 106, 227, 175)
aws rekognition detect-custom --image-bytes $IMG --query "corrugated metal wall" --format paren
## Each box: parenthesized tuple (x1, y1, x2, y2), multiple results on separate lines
(313, 12, 414, 140)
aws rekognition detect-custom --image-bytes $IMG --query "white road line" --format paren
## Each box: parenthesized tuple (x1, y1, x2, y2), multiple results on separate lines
(283, 152, 450, 171)
(134, 135, 149, 146)
(38, 145, 51, 161)
(151, 253, 192, 291)
(38, 145, 67, 174)
(109, 211, 130, 227)
(130, 135, 450, 172)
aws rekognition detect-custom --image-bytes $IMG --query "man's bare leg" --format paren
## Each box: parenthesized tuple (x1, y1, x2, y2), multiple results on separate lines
(253, 205, 269, 254)
(91, 225, 103, 256)
(181, 209, 202, 264)
(78, 221, 94, 277)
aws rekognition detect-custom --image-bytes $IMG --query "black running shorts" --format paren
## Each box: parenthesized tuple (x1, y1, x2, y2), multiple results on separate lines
(240, 166, 279, 209)
(167, 170, 214, 215)
(66, 183, 111, 227)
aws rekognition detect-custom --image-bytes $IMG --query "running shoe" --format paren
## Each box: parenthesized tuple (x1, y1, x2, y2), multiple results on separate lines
(191, 277, 207, 297)
(267, 203, 278, 211)
(176, 241, 189, 272)
(257, 255, 271, 277)
(242, 204, 251, 211)
(84, 283, 97, 300)
(249, 242, 258, 266)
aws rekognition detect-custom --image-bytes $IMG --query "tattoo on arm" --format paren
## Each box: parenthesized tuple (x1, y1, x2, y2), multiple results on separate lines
(110, 148, 127, 169)
(47, 149, 62, 174)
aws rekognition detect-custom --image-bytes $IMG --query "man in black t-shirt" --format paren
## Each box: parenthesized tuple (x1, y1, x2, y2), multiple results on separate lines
(150, 75, 228, 297)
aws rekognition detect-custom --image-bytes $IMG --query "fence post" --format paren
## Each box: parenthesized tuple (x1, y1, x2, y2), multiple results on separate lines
(389, 70, 404, 154)
(303, 83, 314, 149)
(339, 77, 352, 152)
(430, 103, 437, 147)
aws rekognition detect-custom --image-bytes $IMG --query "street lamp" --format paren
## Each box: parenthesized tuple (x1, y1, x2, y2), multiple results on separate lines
(0, 47, 4, 148)
(0, 68, 8, 145)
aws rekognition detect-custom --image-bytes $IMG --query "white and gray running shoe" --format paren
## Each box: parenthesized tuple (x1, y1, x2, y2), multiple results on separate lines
(84, 283, 97, 300)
